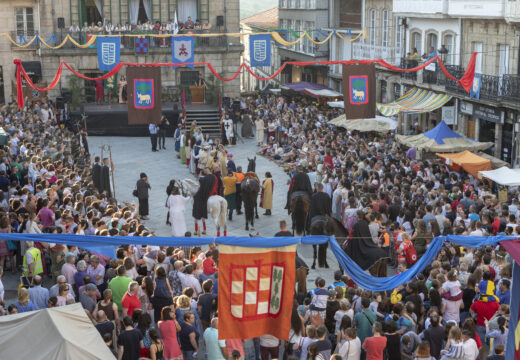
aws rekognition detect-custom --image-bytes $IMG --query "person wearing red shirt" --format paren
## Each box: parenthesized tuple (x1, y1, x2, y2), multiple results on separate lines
(362, 322, 387, 360)
(202, 250, 217, 275)
(121, 281, 141, 318)
(470, 297, 499, 344)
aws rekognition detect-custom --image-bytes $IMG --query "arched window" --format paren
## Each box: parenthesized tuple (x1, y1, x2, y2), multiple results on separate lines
(411, 31, 421, 54)
(426, 32, 438, 54)
(444, 34, 454, 65)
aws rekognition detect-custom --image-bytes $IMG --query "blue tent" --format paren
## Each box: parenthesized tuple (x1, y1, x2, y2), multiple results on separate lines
(396, 120, 493, 152)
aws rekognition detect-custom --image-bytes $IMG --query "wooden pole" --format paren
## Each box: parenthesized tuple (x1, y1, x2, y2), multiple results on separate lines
(108, 145, 116, 199)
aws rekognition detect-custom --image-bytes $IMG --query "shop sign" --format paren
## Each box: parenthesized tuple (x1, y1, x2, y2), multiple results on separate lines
(460, 101, 473, 115)
(442, 106, 456, 125)
(473, 104, 504, 124)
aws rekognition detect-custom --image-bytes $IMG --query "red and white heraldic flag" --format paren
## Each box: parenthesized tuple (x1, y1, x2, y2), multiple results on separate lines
(218, 244, 296, 340)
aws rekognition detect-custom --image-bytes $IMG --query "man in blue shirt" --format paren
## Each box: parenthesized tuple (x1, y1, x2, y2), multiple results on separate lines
(149, 121, 159, 152)
(203, 318, 227, 360)
(422, 205, 435, 231)
(497, 279, 511, 305)
(28, 275, 49, 310)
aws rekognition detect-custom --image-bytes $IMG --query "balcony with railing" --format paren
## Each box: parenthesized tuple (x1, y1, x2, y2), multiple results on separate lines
(353, 43, 401, 66)
(399, 58, 520, 104)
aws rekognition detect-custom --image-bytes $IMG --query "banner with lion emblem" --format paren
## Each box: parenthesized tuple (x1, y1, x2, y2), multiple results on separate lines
(217, 244, 296, 340)
(342, 63, 376, 120)
(126, 67, 162, 125)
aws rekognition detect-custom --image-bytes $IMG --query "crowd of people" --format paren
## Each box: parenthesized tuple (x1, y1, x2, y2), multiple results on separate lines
(0, 92, 515, 360)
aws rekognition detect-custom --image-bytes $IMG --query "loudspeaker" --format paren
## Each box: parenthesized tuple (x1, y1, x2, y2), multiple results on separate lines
(216, 16, 224, 27)
(57, 17, 65, 29)
(223, 96, 231, 107)
(61, 90, 72, 103)
(233, 100, 241, 113)
(56, 96, 65, 110)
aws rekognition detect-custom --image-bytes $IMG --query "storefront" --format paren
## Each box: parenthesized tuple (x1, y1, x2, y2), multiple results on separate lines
(472, 104, 507, 162)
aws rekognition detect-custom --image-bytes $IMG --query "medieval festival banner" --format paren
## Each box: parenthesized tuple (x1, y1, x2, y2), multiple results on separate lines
(172, 36, 194, 68)
(250, 34, 272, 67)
(342, 63, 376, 120)
(217, 244, 296, 340)
(126, 67, 162, 125)
(97, 37, 120, 72)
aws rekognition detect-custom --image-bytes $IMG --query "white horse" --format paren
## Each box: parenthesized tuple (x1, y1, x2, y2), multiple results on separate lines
(181, 179, 228, 236)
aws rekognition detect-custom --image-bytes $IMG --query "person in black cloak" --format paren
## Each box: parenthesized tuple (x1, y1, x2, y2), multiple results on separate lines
(241, 114, 254, 138)
(101, 158, 112, 198)
(285, 166, 313, 212)
(192, 168, 218, 235)
(345, 210, 387, 271)
(91, 156, 102, 193)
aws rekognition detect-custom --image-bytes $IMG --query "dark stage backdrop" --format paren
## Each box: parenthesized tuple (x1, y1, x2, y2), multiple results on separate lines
(127, 67, 162, 125)
(342, 63, 376, 120)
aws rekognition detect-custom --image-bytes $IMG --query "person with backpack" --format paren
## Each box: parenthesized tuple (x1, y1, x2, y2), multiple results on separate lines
(397, 233, 417, 267)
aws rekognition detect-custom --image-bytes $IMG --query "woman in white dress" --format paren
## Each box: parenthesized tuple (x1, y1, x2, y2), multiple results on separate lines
(166, 186, 191, 236)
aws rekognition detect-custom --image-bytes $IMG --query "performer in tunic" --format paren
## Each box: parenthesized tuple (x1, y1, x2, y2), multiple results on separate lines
(180, 132, 187, 164)
(241, 114, 254, 138)
(101, 158, 112, 198)
(95, 79, 104, 104)
(286, 166, 313, 211)
(166, 186, 191, 236)
(260, 172, 274, 215)
(192, 168, 218, 235)
(174, 124, 182, 155)
(255, 116, 265, 145)
(222, 115, 234, 146)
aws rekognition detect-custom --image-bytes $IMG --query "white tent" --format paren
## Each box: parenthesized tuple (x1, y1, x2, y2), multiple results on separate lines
(479, 167, 520, 186)
(0, 303, 115, 360)
(329, 114, 397, 132)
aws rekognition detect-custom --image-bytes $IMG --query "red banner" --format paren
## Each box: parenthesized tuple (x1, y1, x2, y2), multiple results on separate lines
(217, 245, 296, 340)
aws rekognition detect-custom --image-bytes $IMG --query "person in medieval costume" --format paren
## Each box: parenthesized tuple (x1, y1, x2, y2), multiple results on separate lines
(174, 123, 182, 156)
(180, 131, 187, 164)
(92, 156, 102, 193)
(192, 168, 218, 235)
(255, 116, 265, 145)
(345, 210, 388, 270)
(260, 172, 274, 216)
(222, 114, 234, 146)
(197, 146, 208, 178)
(166, 186, 191, 236)
(101, 158, 112, 198)
(241, 114, 254, 138)
(190, 140, 200, 174)
(286, 166, 313, 212)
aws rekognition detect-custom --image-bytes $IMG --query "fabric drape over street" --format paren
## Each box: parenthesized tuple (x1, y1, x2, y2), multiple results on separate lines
(376, 88, 451, 117)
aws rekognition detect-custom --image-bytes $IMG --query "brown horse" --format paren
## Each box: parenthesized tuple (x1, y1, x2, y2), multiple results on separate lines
(290, 192, 310, 235)
(241, 172, 260, 231)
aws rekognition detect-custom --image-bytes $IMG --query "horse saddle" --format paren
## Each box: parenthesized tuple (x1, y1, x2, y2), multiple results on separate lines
(290, 191, 309, 203)
(310, 215, 327, 228)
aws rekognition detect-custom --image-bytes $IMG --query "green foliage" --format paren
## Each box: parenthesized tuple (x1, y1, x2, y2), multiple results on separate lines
(67, 75, 81, 111)
(136, 81, 151, 94)
(352, 79, 365, 90)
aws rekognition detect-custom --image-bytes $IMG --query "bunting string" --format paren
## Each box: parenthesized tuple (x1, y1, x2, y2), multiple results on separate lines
(1, 28, 367, 49)
(13, 52, 477, 109)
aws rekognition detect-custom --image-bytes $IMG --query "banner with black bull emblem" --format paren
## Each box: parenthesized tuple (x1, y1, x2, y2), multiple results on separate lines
(126, 67, 162, 125)
(342, 63, 376, 120)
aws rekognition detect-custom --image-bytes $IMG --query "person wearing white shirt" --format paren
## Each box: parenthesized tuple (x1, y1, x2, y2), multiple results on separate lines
(177, 264, 202, 295)
(462, 330, 479, 360)
(339, 329, 361, 360)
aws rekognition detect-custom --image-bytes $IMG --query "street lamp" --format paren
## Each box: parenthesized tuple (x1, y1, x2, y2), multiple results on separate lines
(438, 45, 448, 63)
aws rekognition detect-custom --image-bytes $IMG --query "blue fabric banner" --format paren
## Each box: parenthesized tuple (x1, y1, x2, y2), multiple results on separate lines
(172, 36, 194, 69)
(469, 73, 482, 99)
(250, 34, 271, 67)
(97, 37, 120, 72)
(1, 233, 515, 291)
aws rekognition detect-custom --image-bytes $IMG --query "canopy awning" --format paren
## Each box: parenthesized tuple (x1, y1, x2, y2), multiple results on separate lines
(303, 88, 343, 98)
(479, 167, 520, 186)
(329, 115, 397, 132)
(327, 101, 344, 108)
(377, 88, 452, 116)
(282, 81, 329, 92)
(437, 151, 492, 178)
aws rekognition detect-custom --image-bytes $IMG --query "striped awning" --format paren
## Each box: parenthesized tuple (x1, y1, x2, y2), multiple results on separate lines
(377, 88, 452, 117)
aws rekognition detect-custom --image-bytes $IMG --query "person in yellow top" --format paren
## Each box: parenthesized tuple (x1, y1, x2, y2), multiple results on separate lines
(22, 241, 44, 277)
(260, 172, 274, 215)
(233, 166, 245, 215)
(223, 170, 237, 221)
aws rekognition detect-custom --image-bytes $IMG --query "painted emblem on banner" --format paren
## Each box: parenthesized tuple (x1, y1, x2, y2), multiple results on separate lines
(349, 75, 369, 105)
(230, 261, 285, 320)
(174, 40, 192, 62)
(253, 39, 268, 62)
(101, 42, 116, 65)
(134, 79, 154, 109)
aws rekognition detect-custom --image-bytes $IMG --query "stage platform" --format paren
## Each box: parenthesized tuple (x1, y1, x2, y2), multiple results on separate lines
(70, 102, 181, 137)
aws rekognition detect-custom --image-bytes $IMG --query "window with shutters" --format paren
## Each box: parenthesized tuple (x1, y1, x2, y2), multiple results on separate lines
(382, 10, 389, 48)
(15, 8, 35, 37)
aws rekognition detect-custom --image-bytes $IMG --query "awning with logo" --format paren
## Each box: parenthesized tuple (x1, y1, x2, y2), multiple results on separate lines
(377, 88, 452, 117)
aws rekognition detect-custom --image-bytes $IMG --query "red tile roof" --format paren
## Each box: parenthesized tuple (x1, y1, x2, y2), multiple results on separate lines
(241, 7, 279, 31)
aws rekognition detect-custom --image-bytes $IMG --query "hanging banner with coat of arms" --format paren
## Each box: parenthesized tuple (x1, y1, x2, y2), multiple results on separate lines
(470, 74, 482, 100)
(103, 72, 118, 90)
(126, 67, 162, 125)
(250, 34, 271, 67)
(97, 37, 120, 72)
(172, 36, 194, 69)
(217, 244, 296, 340)
(342, 63, 376, 120)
